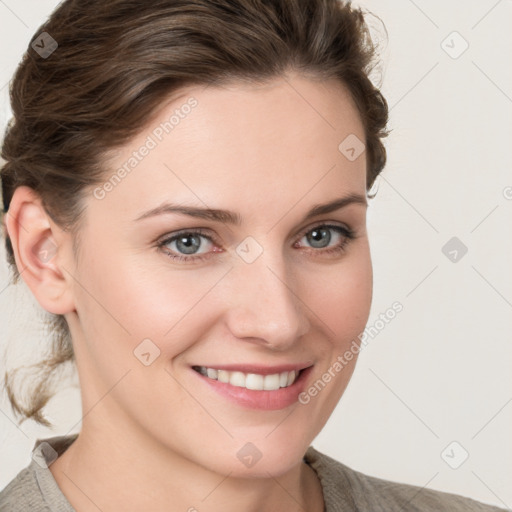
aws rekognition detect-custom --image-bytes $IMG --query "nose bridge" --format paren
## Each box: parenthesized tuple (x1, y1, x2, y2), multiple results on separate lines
(226, 247, 309, 347)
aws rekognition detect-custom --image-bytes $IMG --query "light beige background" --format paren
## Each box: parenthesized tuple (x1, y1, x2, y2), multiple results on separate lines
(0, 0, 511, 508)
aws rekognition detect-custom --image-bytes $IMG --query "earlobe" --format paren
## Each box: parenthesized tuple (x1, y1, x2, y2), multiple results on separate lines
(5, 186, 76, 315)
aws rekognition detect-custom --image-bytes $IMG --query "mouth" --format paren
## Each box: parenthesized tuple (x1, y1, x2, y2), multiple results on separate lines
(191, 363, 313, 410)
(192, 365, 302, 391)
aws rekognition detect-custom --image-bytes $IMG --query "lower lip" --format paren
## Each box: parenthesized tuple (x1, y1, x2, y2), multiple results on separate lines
(193, 367, 313, 410)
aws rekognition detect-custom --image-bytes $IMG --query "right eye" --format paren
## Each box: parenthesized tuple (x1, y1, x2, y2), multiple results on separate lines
(157, 229, 221, 263)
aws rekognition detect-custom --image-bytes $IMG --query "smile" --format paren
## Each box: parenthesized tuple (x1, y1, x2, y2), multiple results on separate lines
(192, 366, 299, 391)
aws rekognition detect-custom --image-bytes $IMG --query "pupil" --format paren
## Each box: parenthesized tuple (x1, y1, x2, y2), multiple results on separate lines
(177, 235, 201, 254)
(308, 228, 331, 248)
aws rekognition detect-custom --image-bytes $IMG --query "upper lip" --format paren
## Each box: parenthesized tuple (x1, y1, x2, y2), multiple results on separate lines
(192, 363, 313, 375)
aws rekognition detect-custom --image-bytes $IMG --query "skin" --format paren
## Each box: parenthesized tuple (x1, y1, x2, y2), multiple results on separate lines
(6, 72, 373, 512)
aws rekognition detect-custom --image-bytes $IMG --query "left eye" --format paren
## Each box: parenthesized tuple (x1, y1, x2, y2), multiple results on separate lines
(298, 225, 346, 249)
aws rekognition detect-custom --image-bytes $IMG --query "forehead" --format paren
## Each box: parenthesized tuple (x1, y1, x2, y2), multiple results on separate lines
(92, 73, 367, 224)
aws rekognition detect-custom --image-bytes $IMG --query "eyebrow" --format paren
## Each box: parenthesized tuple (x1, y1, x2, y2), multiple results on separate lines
(134, 193, 367, 225)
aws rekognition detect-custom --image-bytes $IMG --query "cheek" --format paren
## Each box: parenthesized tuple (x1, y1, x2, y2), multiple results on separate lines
(300, 248, 373, 345)
(74, 242, 222, 349)
(294, 249, 372, 423)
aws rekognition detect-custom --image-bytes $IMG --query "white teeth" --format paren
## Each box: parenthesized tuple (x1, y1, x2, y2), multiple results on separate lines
(229, 371, 246, 387)
(246, 373, 264, 390)
(195, 366, 300, 390)
(263, 374, 281, 391)
(206, 368, 218, 379)
(217, 370, 230, 383)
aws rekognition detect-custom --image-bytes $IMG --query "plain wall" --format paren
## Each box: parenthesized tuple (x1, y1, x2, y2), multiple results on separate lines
(0, 0, 511, 508)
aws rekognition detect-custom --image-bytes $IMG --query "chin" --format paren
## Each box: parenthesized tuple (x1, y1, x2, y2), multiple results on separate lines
(181, 431, 313, 479)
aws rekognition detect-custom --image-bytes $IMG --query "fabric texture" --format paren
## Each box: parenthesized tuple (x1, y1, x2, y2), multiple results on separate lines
(0, 434, 507, 511)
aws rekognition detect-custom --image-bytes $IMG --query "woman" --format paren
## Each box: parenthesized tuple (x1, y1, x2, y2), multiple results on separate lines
(0, 0, 506, 510)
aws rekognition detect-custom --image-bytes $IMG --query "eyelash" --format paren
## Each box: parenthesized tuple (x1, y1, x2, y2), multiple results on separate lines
(156, 223, 356, 264)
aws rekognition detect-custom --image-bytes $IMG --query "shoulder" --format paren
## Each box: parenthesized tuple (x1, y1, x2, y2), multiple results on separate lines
(0, 434, 78, 512)
(304, 446, 508, 512)
(0, 464, 49, 512)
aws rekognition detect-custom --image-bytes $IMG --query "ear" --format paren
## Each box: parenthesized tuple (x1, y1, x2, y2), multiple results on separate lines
(5, 186, 76, 315)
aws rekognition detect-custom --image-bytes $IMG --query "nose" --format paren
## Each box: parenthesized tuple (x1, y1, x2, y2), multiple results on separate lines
(224, 251, 310, 350)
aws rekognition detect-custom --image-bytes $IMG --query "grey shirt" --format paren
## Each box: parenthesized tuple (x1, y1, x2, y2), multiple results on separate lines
(0, 434, 507, 511)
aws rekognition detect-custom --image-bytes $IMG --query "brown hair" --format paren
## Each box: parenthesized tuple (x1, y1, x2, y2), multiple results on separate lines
(0, 0, 389, 426)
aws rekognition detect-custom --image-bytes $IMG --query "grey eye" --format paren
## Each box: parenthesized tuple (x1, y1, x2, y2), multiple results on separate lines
(167, 233, 212, 255)
(305, 227, 333, 249)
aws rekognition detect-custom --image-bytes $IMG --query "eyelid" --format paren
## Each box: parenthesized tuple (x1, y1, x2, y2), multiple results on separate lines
(295, 219, 353, 238)
(156, 227, 219, 246)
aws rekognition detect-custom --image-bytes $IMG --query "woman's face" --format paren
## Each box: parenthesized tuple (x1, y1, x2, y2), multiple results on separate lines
(66, 73, 372, 477)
